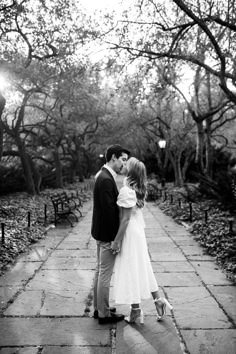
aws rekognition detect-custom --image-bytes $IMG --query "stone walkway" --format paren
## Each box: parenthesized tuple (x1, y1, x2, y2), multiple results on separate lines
(0, 200, 235, 353)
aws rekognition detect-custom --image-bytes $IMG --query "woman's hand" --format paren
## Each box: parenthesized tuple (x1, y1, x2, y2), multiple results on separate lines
(136, 199, 144, 208)
(111, 240, 121, 255)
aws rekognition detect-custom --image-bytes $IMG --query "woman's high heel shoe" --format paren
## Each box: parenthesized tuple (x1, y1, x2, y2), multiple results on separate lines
(154, 297, 173, 321)
(125, 307, 144, 324)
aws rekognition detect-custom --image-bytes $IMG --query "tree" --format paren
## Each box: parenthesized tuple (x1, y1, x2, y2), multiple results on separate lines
(1, 87, 42, 194)
(81, 0, 233, 180)
(0, 0, 100, 192)
(105, 0, 236, 104)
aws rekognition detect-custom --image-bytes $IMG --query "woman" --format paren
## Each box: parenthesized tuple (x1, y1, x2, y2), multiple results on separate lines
(111, 157, 172, 324)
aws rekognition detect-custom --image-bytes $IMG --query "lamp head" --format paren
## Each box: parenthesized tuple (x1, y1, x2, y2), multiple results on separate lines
(158, 139, 166, 149)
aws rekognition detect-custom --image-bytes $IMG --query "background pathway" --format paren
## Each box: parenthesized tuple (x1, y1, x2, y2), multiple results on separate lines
(0, 199, 235, 353)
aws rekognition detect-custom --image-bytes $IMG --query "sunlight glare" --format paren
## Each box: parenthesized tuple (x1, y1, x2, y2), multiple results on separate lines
(0, 74, 8, 91)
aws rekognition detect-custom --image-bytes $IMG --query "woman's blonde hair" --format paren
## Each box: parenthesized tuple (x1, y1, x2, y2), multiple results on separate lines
(126, 157, 147, 203)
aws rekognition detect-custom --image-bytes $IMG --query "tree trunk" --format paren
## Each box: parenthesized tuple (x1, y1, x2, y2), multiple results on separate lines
(168, 151, 184, 187)
(195, 121, 205, 173)
(0, 93, 6, 161)
(156, 148, 166, 180)
(205, 121, 213, 177)
(0, 122, 3, 162)
(75, 150, 81, 179)
(176, 156, 184, 186)
(16, 138, 36, 194)
(53, 149, 63, 188)
(182, 150, 194, 182)
(28, 155, 42, 194)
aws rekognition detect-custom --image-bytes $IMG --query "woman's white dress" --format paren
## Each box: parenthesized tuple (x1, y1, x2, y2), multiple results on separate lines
(112, 184, 158, 304)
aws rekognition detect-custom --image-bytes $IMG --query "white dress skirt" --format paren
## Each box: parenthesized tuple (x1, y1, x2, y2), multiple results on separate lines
(112, 185, 158, 304)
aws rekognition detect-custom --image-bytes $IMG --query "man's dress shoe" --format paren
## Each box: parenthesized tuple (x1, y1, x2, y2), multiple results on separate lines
(93, 307, 116, 319)
(98, 313, 124, 324)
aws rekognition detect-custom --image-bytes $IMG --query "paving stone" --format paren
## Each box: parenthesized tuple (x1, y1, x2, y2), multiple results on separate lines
(62, 229, 91, 237)
(149, 245, 179, 254)
(208, 285, 236, 324)
(172, 237, 199, 246)
(145, 230, 168, 237)
(148, 239, 178, 248)
(4, 290, 42, 316)
(45, 228, 70, 238)
(154, 272, 202, 287)
(26, 270, 94, 292)
(167, 231, 192, 237)
(4, 290, 88, 316)
(0, 348, 39, 354)
(88, 244, 96, 250)
(55, 241, 87, 249)
(162, 224, 190, 233)
(144, 219, 163, 225)
(0, 286, 21, 310)
(168, 287, 231, 329)
(149, 213, 173, 223)
(60, 236, 91, 243)
(19, 247, 51, 262)
(5, 288, 89, 316)
(51, 249, 96, 258)
(150, 250, 187, 262)
(61, 239, 90, 247)
(146, 236, 168, 244)
(40, 291, 88, 316)
(0, 263, 41, 286)
(180, 245, 205, 256)
(42, 346, 111, 354)
(30, 236, 62, 249)
(181, 329, 236, 354)
(116, 315, 183, 354)
(42, 257, 96, 270)
(190, 261, 232, 285)
(151, 261, 195, 273)
(187, 255, 215, 261)
(0, 318, 110, 347)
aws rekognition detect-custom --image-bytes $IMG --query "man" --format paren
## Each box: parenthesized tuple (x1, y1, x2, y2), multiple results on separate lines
(91, 144, 130, 324)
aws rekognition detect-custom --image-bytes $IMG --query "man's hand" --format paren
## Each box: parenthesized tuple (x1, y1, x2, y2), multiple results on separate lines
(111, 240, 121, 255)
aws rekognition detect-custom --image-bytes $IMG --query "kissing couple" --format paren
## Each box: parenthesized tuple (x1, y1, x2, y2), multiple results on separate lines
(91, 144, 173, 325)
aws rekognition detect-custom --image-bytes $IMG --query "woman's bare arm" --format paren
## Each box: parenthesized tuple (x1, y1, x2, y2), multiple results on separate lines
(111, 207, 132, 253)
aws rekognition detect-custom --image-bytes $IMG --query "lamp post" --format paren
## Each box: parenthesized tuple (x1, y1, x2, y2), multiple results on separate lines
(158, 139, 166, 187)
(98, 154, 104, 169)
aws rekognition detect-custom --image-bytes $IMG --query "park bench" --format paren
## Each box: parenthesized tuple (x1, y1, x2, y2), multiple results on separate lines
(50, 191, 82, 227)
(65, 191, 83, 217)
(76, 187, 91, 203)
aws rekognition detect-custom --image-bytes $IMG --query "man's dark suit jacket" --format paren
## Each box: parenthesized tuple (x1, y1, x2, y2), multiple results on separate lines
(91, 167, 119, 242)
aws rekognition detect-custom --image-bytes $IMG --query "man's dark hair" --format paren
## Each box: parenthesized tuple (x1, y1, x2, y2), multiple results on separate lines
(105, 144, 130, 162)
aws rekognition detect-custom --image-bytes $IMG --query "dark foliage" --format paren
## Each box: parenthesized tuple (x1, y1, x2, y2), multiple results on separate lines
(197, 172, 236, 212)
(156, 184, 236, 283)
(190, 149, 236, 212)
(0, 181, 92, 274)
(0, 164, 26, 194)
(146, 180, 160, 201)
